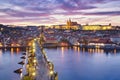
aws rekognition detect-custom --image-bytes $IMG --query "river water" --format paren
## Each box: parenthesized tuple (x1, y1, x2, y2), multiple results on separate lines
(1, 47, 120, 80)
(0, 48, 25, 80)
(45, 47, 120, 80)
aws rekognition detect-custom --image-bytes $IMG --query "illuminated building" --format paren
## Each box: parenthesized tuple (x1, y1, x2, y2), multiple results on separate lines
(51, 20, 112, 30)
(82, 23, 112, 30)
(66, 19, 80, 30)
(51, 19, 80, 30)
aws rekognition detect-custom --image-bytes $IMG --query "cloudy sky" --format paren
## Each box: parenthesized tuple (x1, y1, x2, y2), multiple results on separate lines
(0, 0, 120, 26)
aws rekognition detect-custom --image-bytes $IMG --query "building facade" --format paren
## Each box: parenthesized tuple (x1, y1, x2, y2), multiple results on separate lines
(82, 24, 112, 30)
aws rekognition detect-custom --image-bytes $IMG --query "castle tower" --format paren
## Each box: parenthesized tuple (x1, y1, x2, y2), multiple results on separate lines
(66, 18, 72, 29)
(109, 23, 111, 26)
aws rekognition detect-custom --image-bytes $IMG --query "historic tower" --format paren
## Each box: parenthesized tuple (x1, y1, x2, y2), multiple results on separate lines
(67, 18, 72, 29)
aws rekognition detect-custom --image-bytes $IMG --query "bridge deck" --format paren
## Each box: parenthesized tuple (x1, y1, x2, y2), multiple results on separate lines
(35, 41, 50, 80)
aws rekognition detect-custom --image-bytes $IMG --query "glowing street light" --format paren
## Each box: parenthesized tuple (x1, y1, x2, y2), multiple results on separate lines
(32, 72, 36, 76)
(33, 59, 37, 63)
(50, 70, 54, 75)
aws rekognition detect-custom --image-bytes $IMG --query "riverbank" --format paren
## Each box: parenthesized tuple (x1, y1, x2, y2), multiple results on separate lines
(43, 45, 120, 50)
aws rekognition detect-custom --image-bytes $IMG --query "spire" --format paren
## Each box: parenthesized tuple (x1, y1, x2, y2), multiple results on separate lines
(109, 23, 111, 26)
(69, 18, 71, 23)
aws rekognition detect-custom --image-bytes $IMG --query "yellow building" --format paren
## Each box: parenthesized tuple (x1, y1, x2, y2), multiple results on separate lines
(82, 24, 112, 30)
(66, 19, 80, 30)
(51, 19, 80, 30)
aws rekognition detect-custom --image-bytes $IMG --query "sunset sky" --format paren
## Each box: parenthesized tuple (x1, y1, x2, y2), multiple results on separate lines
(0, 0, 120, 26)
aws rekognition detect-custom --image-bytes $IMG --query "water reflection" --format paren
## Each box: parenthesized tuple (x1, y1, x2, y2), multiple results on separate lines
(114, 49, 116, 55)
(16, 48, 20, 54)
(0, 49, 2, 57)
(73, 46, 77, 52)
(61, 47, 64, 58)
(82, 48, 85, 52)
(0, 48, 26, 80)
(103, 49, 120, 56)
(78, 47, 120, 56)
(20, 73, 23, 79)
(61, 47, 69, 57)
(11, 48, 14, 56)
(60, 47, 120, 56)
(77, 47, 80, 52)
(46, 47, 120, 80)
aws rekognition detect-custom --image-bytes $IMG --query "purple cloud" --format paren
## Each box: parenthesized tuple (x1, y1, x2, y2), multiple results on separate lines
(0, 0, 120, 25)
(84, 11, 120, 16)
(0, 8, 49, 17)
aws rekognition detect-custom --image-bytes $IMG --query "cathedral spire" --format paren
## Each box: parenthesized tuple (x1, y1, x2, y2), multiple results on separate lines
(69, 18, 71, 23)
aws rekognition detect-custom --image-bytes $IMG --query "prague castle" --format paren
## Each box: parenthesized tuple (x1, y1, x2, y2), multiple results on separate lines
(51, 19, 81, 30)
(66, 19, 80, 30)
(82, 23, 112, 30)
(51, 19, 112, 30)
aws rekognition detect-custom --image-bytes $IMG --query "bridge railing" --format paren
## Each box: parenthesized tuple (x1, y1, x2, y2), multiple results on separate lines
(22, 38, 58, 80)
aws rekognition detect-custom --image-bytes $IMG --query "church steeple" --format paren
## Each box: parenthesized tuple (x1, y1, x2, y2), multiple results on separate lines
(69, 18, 71, 23)
(66, 18, 72, 29)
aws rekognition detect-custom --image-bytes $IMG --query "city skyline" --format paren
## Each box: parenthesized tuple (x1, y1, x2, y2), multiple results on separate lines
(0, 0, 120, 26)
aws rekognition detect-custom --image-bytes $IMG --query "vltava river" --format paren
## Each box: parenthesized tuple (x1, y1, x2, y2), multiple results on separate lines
(0, 48, 25, 80)
(1, 47, 120, 80)
(45, 47, 120, 80)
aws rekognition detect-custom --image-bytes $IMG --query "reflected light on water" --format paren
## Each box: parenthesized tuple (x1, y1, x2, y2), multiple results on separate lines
(77, 47, 80, 56)
(88, 48, 104, 54)
(11, 48, 14, 55)
(73, 47, 81, 57)
(89, 49, 93, 54)
(16, 48, 20, 54)
(98, 49, 101, 53)
(77, 47, 80, 53)
(83, 48, 85, 53)
(0, 49, 2, 57)
(61, 47, 68, 58)
(95, 48, 100, 53)
(100, 49, 104, 53)
(114, 49, 116, 55)
(20, 73, 23, 79)
(77, 47, 80, 60)
(61, 47, 65, 58)
(73, 46, 77, 52)
(46, 47, 120, 80)
(0, 48, 26, 80)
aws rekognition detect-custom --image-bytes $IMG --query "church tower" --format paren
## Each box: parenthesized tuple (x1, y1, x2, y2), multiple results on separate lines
(66, 18, 72, 29)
